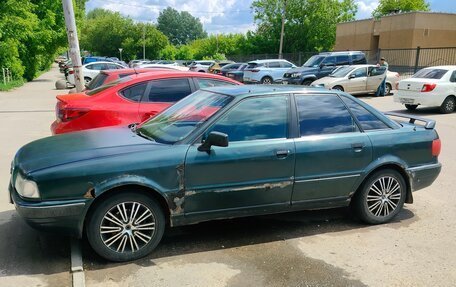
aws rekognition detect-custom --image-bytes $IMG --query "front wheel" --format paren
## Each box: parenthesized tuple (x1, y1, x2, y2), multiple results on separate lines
(84, 77, 91, 85)
(302, 79, 313, 86)
(352, 169, 406, 224)
(405, 104, 418, 111)
(86, 192, 165, 262)
(332, 85, 344, 92)
(440, 96, 456, 114)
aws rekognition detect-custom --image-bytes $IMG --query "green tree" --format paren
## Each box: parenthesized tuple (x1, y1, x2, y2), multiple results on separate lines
(372, 0, 430, 18)
(251, 0, 357, 52)
(157, 7, 207, 45)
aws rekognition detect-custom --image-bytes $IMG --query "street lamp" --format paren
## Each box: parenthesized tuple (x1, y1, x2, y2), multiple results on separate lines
(118, 48, 123, 61)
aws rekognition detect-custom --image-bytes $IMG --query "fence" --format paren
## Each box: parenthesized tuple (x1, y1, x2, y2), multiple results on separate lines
(227, 47, 456, 79)
(2, 68, 12, 85)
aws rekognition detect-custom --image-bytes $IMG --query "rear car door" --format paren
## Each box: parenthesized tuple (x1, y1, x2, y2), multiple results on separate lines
(367, 66, 386, 92)
(292, 93, 372, 204)
(267, 61, 283, 81)
(138, 78, 193, 122)
(184, 95, 295, 216)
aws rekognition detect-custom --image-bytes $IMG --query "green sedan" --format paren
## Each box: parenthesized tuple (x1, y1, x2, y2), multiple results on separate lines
(9, 85, 441, 261)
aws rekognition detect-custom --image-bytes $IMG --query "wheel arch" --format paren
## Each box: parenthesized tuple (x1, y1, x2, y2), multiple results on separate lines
(301, 75, 317, 84)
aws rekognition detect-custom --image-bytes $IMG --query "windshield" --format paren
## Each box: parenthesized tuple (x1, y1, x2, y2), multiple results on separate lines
(137, 90, 233, 144)
(413, 68, 448, 79)
(303, 55, 325, 67)
(330, 66, 354, 77)
(86, 76, 132, 96)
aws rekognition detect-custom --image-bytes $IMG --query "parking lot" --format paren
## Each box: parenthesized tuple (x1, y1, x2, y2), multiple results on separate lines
(1, 65, 455, 287)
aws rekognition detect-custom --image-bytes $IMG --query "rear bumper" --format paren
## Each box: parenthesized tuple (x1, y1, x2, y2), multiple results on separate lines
(394, 91, 444, 107)
(406, 163, 441, 192)
(10, 184, 89, 237)
(282, 78, 302, 85)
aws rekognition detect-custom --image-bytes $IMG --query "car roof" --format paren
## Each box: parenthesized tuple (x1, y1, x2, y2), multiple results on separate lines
(248, 59, 291, 64)
(318, 51, 365, 55)
(201, 85, 329, 97)
(84, 61, 120, 66)
(126, 70, 241, 83)
(420, 65, 456, 70)
(100, 68, 170, 75)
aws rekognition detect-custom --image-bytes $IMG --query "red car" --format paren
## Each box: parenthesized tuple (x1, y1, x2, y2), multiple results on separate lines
(51, 71, 241, 134)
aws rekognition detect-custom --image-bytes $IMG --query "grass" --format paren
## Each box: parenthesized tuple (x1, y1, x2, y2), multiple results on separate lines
(0, 79, 25, 92)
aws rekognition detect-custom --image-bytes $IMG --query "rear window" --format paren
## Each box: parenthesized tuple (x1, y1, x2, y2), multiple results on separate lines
(247, 63, 263, 69)
(351, 53, 366, 64)
(413, 69, 448, 79)
(341, 96, 390, 131)
(86, 73, 108, 90)
(86, 76, 132, 96)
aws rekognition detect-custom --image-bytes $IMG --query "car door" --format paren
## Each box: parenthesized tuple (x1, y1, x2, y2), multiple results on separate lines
(367, 66, 386, 92)
(292, 94, 372, 204)
(265, 61, 282, 81)
(318, 56, 337, 78)
(138, 78, 194, 122)
(346, 67, 368, 93)
(184, 95, 295, 216)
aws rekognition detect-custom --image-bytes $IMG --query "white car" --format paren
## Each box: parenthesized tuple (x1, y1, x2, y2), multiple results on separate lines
(67, 61, 126, 86)
(138, 64, 189, 71)
(188, 61, 215, 73)
(394, 66, 456, 113)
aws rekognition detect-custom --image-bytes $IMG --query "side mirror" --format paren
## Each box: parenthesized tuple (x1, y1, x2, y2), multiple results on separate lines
(349, 74, 356, 79)
(198, 131, 229, 152)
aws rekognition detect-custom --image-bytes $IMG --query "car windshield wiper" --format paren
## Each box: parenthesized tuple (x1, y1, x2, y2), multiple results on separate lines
(135, 128, 155, 142)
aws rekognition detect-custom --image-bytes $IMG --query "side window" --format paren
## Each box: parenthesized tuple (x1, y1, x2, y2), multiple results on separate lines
(296, 95, 357, 136)
(351, 68, 367, 78)
(368, 66, 386, 77)
(89, 63, 105, 70)
(281, 62, 293, 68)
(85, 64, 94, 70)
(144, 78, 192, 103)
(196, 78, 236, 88)
(107, 63, 119, 69)
(336, 55, 350, 65)
(352, 54, 367, 64)
(210, 96, 288, 142)
(450, 71, 456, 82)
(341, 96, 390, 131)
(321, 56, 336, 66)
(267, 62, 281, 68)
(120, 82, 148, 102)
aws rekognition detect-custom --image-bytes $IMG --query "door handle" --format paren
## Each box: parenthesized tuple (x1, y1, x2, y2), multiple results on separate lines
(276, 150, 290, 159)
(351, 143, 364, 152)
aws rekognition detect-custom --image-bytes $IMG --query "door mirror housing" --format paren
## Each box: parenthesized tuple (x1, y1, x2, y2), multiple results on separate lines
(198, 131, 229, 152)
(349, 73, 356, 79)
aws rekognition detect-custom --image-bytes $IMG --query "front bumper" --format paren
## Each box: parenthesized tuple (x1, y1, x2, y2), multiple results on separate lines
(406, 163, 441, 192)
(282, 78, 302, 85)
(10, 184, 89, 237)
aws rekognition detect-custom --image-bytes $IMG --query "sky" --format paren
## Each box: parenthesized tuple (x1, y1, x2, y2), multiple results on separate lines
(85, 0, 456, 35)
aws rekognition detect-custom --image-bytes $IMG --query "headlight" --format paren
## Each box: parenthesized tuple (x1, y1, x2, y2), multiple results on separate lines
(291, 73, 301, 78)
(15, 174, 40, 199)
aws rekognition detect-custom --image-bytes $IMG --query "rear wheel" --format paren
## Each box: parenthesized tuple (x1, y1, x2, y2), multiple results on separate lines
(440, 96, 456, 114)
(261, 76, 273, 85)
(84, 77, 92, 84)
(385, 83, 392, 95)
(86, 192, 165, 262)
(405, 104, 418, 111)
(352, 169, 406, 224)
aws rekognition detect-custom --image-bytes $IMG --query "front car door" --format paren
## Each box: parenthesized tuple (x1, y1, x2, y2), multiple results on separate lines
(346, 67, 368, 93)
(138, 78, 193, 122)
(292, 93, 373, 205)
(184, 95, 295, 219)
(319, 56, 337, 78)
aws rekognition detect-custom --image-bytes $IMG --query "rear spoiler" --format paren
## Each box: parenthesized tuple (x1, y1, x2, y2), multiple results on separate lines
(385, 112, 436, 129)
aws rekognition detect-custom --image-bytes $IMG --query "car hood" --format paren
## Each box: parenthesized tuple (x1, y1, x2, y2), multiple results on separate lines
(286, 67, 319, 74)
(312, 76, 343, 86)
(14, 127, 166, 174)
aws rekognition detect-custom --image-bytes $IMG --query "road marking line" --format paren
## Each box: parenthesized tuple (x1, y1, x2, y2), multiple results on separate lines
(71, 238, 85, 287)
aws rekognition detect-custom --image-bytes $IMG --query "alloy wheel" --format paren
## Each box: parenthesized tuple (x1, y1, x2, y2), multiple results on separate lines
(366, 176, 402, 217)
(100, 201, 156, 253)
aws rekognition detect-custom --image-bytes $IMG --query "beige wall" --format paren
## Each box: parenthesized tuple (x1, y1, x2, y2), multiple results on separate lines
(335, 12, 456, 51)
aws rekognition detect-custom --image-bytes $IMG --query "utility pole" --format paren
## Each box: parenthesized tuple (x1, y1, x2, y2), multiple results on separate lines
(62, 0, 84, 92)
(143, 25, 146, 60)
(119, 48, 123, 61)
(278, 0, 287, 59)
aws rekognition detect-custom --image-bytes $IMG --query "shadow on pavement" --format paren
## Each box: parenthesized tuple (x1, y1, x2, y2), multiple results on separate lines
(0, 210, 70, 277)
(82, 206, 415, 269)
(389, 106, 446, 116)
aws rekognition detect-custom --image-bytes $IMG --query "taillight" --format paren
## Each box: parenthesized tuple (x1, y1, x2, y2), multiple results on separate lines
(421, 83, 436, 92)
(395, 73, 400, 78)
(69, 70, 74, 75)
(58, 107, 89, 122)
(432, 138, 441, 157)
(250, 69, 260, 73)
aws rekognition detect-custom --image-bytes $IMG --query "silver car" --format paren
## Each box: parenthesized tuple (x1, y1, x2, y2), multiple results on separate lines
(311, 65, 400, 95)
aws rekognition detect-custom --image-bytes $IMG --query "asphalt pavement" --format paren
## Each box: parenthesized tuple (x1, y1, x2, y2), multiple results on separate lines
(0, 66, 455, 287)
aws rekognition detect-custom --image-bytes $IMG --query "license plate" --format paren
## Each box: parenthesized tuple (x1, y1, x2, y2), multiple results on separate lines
(400, 98, 414, 104)
(282, 81, 288, 85)
(244, 77, 250, 81)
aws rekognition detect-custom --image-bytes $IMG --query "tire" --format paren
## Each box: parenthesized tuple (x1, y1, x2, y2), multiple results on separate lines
(302, 79, 313, 86)
(385, 83, 392, 95)
(198, 70, 205, 73)
(261, 76, 273, 85)
(332, 85, 344, 92)
(84, 77, 92, 85)
(439, 96, 456, 114)
(405, 104, 418, 111)
(352, 169, 406, 224)
(86, 192, 165, 262)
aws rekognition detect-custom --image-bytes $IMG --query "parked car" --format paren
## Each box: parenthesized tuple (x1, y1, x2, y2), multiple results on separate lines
(208, 61, 235, 74)
(311, 65, 400, 95)
(394, 66, 456, 113)
(138, 64, 189, 71)
(243, 59, 297, 84)
(66, 61, 126, 86)
(220, 63, 247, 77)
(11, 85, 441, 262)
(82, 56, 114, 65)
(188, 60, 216, 73)
(52, 71, 241, 134)
(282, 51, 367, 85)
